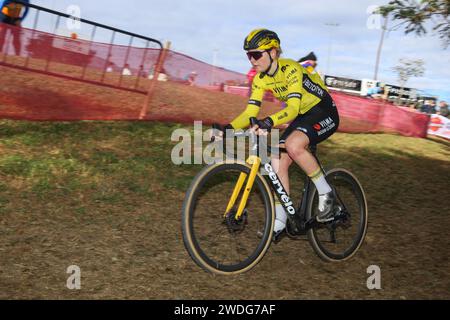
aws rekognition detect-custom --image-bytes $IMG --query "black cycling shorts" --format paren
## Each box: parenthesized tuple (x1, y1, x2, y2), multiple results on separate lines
(279, 92, 339, 146)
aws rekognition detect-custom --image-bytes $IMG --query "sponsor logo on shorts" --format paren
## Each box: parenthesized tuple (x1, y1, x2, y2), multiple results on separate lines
(314, 117, 336, 136)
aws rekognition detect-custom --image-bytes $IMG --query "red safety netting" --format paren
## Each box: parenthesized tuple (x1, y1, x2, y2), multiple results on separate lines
(331, 91, 429, 138)
(0, 23, 161, 92)
(0, 23, 247, 91)
(207, 86, 430, 138)
(0, 22, 430, 137)
(160, 50, 246, 87)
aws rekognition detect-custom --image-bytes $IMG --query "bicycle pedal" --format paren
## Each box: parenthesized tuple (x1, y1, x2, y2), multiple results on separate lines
(315, 215, 335, 223)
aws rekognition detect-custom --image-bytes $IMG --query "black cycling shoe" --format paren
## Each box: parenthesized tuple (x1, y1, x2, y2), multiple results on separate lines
(316, 192, 335, 223)
(272, 229, 286, 244)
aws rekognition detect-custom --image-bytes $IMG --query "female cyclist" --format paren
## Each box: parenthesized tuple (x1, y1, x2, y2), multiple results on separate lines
(215, 29, 340, 241)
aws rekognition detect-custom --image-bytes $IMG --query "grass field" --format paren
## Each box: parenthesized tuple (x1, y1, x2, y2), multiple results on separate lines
(0, 120, 449, 299)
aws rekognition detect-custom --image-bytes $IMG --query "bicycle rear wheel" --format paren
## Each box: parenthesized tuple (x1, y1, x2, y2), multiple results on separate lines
(182, 162, 275, 275)
(306, 168, 368, 262)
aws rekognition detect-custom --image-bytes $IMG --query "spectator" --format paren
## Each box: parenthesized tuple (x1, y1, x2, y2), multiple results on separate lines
(420, 100, 429, 113)
(416, 100, 424, 111)
(184, 71, 197, 86)
(437, 101, 449, 117)
(378, 83, 387, 100)
(381, 84, 390, 101)
(122, 63, 132, 76)
(148, 64, 169, 81)
(298, 51, 318, 74)
(373, 84, 382, 99)
(138, 64, 146, 77)
(429, 100, 437, 115)
(147, 65, 155, 78)
(366, 83, 381, 99)
(408, 102, 418, 111)
(106, 62, 114, 73)
(420, 100, 436, 114)
(0, 0, 29, 55)
(157, 72, 168, 82)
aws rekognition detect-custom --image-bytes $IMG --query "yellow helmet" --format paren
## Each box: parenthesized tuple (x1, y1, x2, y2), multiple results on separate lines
(243, 29, 280, 51)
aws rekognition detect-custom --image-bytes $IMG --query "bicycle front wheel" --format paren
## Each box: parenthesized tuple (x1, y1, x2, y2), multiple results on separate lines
(182, 162, 275, 275)
(306, 168, 368, 262)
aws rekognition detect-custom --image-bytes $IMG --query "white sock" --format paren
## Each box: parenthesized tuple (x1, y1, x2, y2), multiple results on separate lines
(309, 168, 332, 195)
(274, 203, 287, 232)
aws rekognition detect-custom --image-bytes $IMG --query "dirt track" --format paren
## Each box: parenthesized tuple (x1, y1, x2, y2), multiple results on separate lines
(0, 122, 448, 300)
(0, 67, 449, 300)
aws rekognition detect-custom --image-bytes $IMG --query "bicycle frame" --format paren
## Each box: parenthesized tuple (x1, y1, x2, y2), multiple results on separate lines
(184, 128, 367, 273)
(224, 133, 324, 232)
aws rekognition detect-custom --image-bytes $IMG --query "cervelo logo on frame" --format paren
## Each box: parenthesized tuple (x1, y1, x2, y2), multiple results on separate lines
(264, 163, 296, 215)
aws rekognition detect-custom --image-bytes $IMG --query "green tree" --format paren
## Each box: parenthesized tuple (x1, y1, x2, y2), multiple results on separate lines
(379, 0, 450, 48)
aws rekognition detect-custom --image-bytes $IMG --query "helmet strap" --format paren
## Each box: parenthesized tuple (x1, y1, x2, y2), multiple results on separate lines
(263, 49, 277, 76)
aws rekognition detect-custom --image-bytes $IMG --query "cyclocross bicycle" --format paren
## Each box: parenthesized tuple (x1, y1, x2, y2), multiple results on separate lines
(182, 118, 368, 275)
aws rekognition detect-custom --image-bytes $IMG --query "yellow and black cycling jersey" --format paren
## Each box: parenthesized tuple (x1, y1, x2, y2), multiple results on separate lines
(231, 58, 329, 129)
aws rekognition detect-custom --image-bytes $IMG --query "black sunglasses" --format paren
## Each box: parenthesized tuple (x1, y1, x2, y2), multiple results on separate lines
(246, 51, 267, 61)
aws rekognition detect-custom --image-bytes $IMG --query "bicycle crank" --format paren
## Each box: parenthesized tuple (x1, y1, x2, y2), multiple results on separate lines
(333, 205, 352, 229)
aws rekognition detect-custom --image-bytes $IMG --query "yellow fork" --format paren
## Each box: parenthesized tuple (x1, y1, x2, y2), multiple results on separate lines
(224, 156, 261, 220)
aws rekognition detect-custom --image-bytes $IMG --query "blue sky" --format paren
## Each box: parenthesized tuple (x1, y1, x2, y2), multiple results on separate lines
(29, 0, 450, 101)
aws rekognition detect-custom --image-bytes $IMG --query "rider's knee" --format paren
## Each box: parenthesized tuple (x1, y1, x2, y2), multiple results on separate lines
(285, 139, 308, 159)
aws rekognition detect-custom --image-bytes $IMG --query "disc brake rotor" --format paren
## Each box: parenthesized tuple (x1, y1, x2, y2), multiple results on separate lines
(224, 209, 248, 233)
